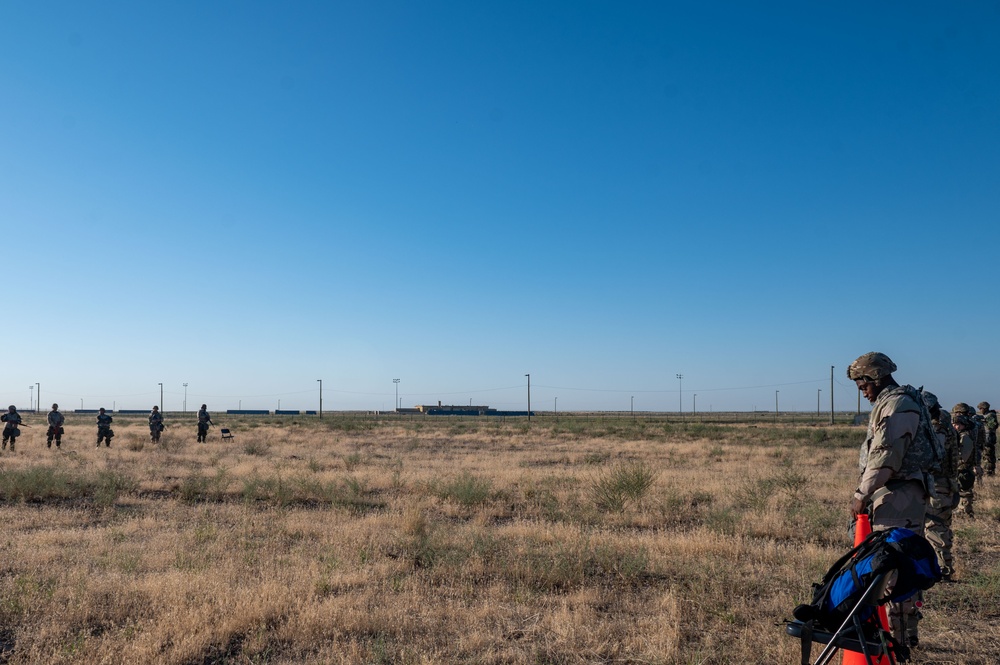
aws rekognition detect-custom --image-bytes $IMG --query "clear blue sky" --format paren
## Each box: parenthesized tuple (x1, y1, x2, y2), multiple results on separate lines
(2, 2, 998, 413)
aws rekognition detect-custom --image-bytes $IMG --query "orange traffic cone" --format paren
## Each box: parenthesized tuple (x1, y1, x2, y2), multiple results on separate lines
(842, 513, 890, 665)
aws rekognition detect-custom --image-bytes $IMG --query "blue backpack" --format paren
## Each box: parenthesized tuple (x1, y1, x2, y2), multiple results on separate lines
(793, 527, 941, 633)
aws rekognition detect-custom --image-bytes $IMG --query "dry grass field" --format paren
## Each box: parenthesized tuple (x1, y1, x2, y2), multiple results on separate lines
(0, 413, 996, 664)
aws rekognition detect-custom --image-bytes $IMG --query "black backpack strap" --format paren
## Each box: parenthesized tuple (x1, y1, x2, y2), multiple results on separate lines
(799, 620, 813, 665)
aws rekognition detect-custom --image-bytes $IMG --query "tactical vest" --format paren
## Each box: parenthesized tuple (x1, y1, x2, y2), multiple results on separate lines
(859, 385, 941, 485)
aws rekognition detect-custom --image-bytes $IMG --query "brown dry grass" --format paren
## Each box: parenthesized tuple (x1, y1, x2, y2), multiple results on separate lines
(0, 414, 995, 664)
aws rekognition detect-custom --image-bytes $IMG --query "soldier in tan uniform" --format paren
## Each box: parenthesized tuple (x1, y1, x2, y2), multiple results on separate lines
(847, 352, 938, 648)
(921, 391, 959, 579)
(951, 404, 980, 517)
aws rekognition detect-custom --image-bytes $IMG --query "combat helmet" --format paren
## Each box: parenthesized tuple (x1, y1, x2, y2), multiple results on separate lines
(978, 401, 991, 411)
(951, 403, 973, 426)
(920, 389, 940, 410)
(847, 352, 897, 381)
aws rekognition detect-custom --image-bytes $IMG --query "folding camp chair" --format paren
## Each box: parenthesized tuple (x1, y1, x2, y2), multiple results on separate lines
(220, 428, 234, 441)
(786, 572, 898, 665)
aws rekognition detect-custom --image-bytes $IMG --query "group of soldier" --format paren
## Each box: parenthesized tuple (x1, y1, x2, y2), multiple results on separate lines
(0, 403, 216, 450)
(847, 351, 996, 651)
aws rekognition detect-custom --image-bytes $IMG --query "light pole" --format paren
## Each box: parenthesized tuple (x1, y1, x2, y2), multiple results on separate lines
(183, 383, 188, 412)
(775, 390, 779, 423)
(158, 383, 163, 412)
(317, 379, 323, 419)
(393, 379, 400, 412)
(817, 389, 821, 416)
(37, 383, 40, 413)
(830, 365, 835, 425)
(554, 396, 557, 415)
(525, 374, 531, 423)
(693, 393, 697, 415)
(28, 385, 33, 412)
(676, 374, 683, 413)
(631, 395, 634, 421)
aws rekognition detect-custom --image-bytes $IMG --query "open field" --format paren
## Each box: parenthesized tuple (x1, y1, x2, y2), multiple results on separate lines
(0, 414, 996, 664)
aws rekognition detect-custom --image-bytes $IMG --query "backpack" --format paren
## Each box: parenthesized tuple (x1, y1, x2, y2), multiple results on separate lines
(905, 385, 945, 476)
(793, 528, 941, 633)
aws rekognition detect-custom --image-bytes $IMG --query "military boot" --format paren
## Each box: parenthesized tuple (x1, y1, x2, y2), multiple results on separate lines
(905, 600, 923, 648)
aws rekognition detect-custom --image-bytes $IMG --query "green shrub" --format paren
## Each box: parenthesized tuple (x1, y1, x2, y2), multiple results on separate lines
(436, 472, 493, 506)
(589, 461, 657, 512)
(0, 466, 136, 506)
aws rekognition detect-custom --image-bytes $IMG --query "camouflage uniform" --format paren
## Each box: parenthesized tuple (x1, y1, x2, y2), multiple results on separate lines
(922, 391, 959, 577)
(197, 405, 213, 443)
(47, 404, 65, 448)
(855, 384, 932, 531)
(967, 405, 986, 470)
(149, 407, 164, 442)
(952, 404, 979, 517)
(1, 406, 22, 451)
(96, 409, 113, 447)
(977, 402, 997, 475)
(848, 353, 937, 648)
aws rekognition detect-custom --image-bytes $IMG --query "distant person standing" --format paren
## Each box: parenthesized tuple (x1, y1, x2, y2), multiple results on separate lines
(197, 404, 213, 443)
(977, 401, 997, 476)
(96, 407, 114, 447)
(951, 404, 981, 517)
(46, 403, 65, 448)
(1, 405, 22, 451)
(149, 405, 164, 443)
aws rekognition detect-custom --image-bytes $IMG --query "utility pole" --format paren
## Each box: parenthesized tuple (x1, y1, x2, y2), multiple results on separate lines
(775, 390, 779, 424)
(817, 389, 821, 417)
(183, 383, 188, 413)
(676, 374, 683, 414)
(393, 379, 400, 412)
(525, 374, 531, 423)
(28, 385, 33, 412)
(554, 396, 557, 415)
(830, 366, 834, 425)
(317, 379, 323, 419)
(158, 383, 163, 412)
(631, 395, 634, 421)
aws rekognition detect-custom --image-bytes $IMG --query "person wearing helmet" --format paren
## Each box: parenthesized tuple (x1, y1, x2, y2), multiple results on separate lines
(847, 352, 937, 648)
(922, 391, 959, 579)
(196, 404, 213, 443)
(964, 403, 987, 481)
(951, 404, 980, 517)
(96, 407, 114, 447)
(47, 403, 65, 448)
(976, 401, 997, 476)
(149, 405, 164, 443)
(1, 405, 22, 452)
